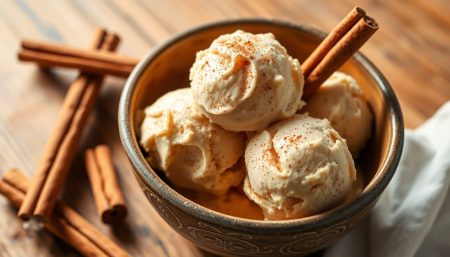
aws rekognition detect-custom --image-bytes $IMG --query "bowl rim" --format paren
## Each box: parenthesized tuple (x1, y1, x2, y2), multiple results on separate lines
(118, 18, 404, 233)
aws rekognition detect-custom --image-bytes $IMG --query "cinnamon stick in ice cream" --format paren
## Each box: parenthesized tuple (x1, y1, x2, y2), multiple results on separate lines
(302, 6, 378, 98)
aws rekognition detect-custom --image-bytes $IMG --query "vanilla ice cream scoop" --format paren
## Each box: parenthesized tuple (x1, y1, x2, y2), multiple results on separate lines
(243, 114, 356, 220)
(303, 72, 373, 156)
(189, 30, 304, 132)
(140, 88, 246, 195)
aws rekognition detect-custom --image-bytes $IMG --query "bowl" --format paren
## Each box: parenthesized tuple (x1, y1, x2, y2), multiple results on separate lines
(118, 19, 404, 257)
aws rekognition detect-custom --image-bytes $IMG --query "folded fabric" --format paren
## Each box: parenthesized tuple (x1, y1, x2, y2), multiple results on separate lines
(324, 101, 450, 257)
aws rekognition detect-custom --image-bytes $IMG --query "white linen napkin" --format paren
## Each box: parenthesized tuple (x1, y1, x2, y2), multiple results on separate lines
(324, 101, 450, 257)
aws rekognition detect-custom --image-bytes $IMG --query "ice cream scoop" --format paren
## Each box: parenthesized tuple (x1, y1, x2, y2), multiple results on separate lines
(189, 30, 304, 132)
(140, 88, 246, 195)
(303, 72, 372, 156)
(243, 114, 356, 220)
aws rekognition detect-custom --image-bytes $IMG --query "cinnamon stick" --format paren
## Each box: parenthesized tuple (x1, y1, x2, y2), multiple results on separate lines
(19, 50, 133, 77)
(0, 169, 130, 257)
(21, 39, 139, 66)
(18, 42, 136, 77)
(18, 29, 120, 224)
(85, 145, 127, 224)
(302, 6, 378, 98)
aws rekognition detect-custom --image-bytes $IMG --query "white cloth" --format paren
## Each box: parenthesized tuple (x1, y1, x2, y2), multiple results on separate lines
(324, 102, 450, 257)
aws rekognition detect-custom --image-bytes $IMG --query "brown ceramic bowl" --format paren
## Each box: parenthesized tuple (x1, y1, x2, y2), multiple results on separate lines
(118, 19, 404, 257)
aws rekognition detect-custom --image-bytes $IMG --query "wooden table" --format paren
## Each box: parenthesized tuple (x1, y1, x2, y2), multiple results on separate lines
(1, 0, 449, 256)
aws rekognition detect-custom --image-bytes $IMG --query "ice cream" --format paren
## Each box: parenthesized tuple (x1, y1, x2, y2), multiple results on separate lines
(243, 114, 356, 220)
(140, 88, 246, 195)
(303, 72, 372, 156)
(189, 30, 304, 132)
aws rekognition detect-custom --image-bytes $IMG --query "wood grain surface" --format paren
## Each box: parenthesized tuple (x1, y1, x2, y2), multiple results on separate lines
(0, 0, 449, 256)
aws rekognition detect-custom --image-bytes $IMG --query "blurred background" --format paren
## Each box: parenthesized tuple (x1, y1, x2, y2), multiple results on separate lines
(0, 0, 449, 256)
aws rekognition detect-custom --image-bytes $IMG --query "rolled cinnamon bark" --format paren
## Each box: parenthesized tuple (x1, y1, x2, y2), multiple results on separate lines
(18, 49, 134, 77)
(18, 38, 137, 77)
(302, 7, 378, 98)
(18, 29, 120, 224)
(301, 7, 366, 78)
(0, 169, 130, 257)
(21, 39, 138, 66)
(85, 145, 128, 224)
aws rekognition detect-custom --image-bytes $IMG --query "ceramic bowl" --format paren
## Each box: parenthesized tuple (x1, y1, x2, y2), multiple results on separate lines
(118, 19, 404, 257)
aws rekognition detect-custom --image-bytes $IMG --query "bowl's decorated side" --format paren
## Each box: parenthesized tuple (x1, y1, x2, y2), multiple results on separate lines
(119, 19, 403, 257)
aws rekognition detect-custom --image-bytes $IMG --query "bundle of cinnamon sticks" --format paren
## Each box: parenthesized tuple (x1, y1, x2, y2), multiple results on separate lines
(18, 29, 120, 224)
(0, 169, 129, 257)
(1, 28, 131, 256)
(1, 6, 378, 257)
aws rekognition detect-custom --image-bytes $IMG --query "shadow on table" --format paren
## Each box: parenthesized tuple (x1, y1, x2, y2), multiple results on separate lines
(111, 221, 138, 245)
